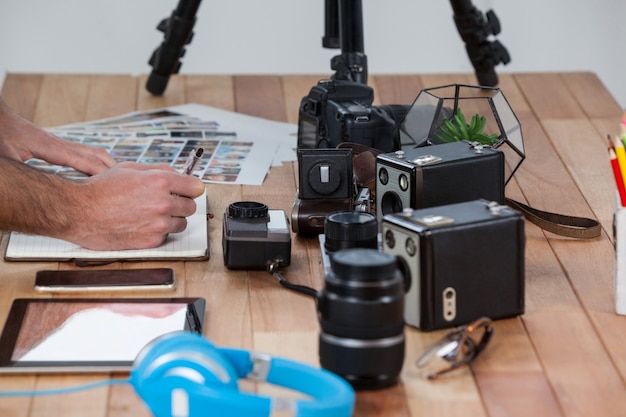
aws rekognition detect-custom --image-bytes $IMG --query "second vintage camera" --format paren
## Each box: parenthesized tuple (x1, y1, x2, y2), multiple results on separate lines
(376, 140, 505, 221)
(292, 148, 369, 235)
(222, 201, 291, 269)
(382, 199, 525, 331)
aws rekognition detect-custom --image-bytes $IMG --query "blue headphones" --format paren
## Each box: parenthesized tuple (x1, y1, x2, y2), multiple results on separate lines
(130, 332, 355, 417)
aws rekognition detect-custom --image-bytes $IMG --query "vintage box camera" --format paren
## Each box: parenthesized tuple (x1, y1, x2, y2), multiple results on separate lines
(376, 140, 505, 221)
(292, 148, 369, 235)
(222, 201, 291, 270)
(297, 79, 403, 152)
(382, 199, 525, 331)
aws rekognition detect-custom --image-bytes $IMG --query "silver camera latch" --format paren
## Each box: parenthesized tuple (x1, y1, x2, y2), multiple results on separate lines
(466, 140, 494, 154)
(487, 201, 510, 216)
(411, 154, 443, 166)
(413, 214, 455, 228)
(394, 150, 443, 166)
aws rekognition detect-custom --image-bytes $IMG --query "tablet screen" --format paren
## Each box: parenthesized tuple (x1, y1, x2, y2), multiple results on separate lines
(0, 297, 205, 373)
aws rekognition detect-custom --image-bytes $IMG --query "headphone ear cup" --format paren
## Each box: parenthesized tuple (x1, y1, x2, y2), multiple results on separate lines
(130, 331, 239, 399)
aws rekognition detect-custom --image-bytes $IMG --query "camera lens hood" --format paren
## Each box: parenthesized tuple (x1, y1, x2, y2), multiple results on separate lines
(324, 211, 378, 253)
(228, 201, 268, 219)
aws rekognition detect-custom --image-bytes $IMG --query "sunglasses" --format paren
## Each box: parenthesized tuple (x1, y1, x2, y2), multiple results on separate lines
(415, 317, 494, 379)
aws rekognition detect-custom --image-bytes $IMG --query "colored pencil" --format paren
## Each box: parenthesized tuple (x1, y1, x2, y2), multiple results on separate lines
(612, 135, 626, 192)
(610, 147, 626, 206)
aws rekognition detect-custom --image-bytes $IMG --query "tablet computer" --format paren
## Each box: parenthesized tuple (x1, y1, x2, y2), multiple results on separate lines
(0, 297, 205, 373)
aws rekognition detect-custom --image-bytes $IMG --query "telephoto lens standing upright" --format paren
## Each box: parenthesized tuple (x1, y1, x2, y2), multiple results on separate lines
(318, 248, 405, 390)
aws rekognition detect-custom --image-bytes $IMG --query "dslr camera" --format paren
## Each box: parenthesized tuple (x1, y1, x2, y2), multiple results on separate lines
(222, 201, 291, 269)
(292, 148, 370, 235)
(297, 79, 407, 152)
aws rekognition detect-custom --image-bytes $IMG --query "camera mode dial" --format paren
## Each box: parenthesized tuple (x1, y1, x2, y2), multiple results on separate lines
(309, 160, 343, 195)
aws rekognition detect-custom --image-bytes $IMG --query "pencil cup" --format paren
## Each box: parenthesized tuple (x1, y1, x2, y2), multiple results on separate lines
(614, 199, 626, 315)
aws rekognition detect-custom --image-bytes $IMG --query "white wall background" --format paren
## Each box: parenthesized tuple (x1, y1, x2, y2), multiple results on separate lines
(1, 0, 625, 107)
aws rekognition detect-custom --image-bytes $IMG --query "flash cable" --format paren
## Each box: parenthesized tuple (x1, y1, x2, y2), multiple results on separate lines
(266, 260, 319, 300)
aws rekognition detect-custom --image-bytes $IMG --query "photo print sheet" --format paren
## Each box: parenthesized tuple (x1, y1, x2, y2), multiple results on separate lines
(34, 104, 297, 186)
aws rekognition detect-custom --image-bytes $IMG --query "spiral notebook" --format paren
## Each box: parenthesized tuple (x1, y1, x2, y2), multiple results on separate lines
(4, 193, 209, 264)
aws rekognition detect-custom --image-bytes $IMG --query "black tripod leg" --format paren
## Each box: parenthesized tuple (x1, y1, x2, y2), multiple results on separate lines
(323, 0, 340, 49)
(325, 0, 368, 84)
(146, 0, 202, 95)
(449, 0, 510, 86)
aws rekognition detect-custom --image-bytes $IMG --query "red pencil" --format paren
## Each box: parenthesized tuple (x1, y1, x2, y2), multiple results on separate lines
(610, 147, 626, 206)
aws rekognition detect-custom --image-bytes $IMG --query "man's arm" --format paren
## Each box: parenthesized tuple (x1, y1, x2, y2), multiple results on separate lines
(0, 157, 205, 250)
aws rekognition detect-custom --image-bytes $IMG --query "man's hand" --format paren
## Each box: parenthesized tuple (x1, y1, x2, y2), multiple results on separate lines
(64, 163, 206, 250)
(0, 99, 116, 175)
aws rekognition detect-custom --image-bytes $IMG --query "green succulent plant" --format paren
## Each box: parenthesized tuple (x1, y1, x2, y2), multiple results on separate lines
(435, 108, 499, 146)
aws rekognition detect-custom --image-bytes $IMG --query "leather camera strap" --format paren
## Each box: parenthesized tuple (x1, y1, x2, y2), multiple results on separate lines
(337, 142, 602, 240)
(337, 142, 382, 198)
(504, 198, 601, 239)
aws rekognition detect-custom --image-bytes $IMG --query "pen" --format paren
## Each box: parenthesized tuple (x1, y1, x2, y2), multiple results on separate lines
(182, 147, 204, 176)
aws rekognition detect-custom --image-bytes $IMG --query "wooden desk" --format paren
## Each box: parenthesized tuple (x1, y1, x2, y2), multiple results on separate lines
(0, 72, 624, 417)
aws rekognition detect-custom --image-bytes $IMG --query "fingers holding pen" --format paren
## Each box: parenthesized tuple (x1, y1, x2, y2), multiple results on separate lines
(124, 158, 205, 189)
(168, 156, 206, 198)
(171, 175, 206, 200)
(116, 161, 206, 199)
(170, 193, 201, 219)
(124, 164, 205, 220)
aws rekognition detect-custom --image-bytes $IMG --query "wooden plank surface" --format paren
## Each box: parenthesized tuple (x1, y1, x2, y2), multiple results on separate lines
(0, 72, 624, 417)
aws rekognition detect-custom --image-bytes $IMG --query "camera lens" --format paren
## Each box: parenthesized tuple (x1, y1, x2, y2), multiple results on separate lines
(324, 211, 378, 254)
(381, 191, 403, 216)
(318, 248, 405, 390)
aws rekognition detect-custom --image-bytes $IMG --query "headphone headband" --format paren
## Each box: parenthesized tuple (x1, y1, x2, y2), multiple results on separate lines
(131, 332, 355, 417)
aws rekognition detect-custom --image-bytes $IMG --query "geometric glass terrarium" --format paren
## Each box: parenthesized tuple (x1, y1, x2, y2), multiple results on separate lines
(398, 83, 525, 184)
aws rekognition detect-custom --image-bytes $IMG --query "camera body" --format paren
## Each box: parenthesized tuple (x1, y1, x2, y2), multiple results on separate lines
(297, 79, 399, 152)
(222, 202, 291, 269)
(381, 199, 525, 331)
(292, 148, 369, 235)
(376, 141, 505, 221)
